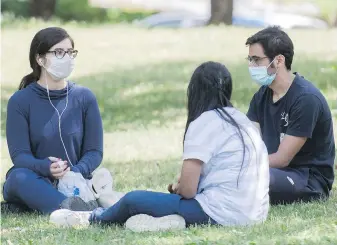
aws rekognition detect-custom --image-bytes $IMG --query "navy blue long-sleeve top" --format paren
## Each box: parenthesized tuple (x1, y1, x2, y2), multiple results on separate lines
(6, 82, 103, 179)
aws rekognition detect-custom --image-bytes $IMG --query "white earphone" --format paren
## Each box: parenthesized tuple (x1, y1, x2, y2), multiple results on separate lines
(45, 82, 73, 167)
(40, 57, 74, 167)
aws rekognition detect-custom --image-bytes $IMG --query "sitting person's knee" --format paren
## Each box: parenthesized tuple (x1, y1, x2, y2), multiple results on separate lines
(269, 168, 283, 191)
(7, 168, 37, 188)
(122, 190, 144, 206)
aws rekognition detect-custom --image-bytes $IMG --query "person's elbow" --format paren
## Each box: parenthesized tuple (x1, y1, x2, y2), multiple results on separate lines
(277, 150, 296, 168)
(179, 191, 196, 200)
(178, 186, 197, 199)
(88, 150, 103, 165)
(269, 152, 292, 168)
(278, 159, 290, 168)
(11, 153, 26, 167)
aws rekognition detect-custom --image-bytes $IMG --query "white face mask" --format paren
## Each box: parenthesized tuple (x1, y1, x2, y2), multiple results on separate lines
(45, 55, 75, 80)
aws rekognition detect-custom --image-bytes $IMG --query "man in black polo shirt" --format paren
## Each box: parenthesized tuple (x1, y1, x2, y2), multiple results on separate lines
(245, 26, 335, 204)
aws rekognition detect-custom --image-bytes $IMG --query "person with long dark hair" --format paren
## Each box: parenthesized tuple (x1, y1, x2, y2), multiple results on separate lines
(2, 27, 112, 214)
(50, 61, 270, 232)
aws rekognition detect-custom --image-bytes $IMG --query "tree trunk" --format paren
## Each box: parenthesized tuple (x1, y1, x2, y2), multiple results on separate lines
(30, 0, 56, 20)
(208, 0, 233, 25)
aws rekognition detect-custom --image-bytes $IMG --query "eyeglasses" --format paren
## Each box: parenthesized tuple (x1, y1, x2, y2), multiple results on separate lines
(246, 56, 268, 66)
(46, 48, 78, 59)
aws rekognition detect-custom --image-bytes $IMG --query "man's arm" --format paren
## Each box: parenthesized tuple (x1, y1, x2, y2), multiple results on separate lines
(270, 94, 321, 168)
(247, 91, 262, 136)
(269, 135, 307, 168)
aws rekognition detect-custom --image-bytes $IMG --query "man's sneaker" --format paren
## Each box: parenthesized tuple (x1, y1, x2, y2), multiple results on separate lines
(50, 209, 91, 227)
(60, 196, 98, 211)
(125, 214, 186, 232)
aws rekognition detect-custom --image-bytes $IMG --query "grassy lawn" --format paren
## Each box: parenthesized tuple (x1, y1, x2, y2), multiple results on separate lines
(1, 24, 337, 245)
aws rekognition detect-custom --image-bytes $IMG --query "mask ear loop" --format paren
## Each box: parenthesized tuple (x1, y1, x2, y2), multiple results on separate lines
(266, 57, 277, 69)
(41, 60, 73, 167)
(265, 57, 279, 76)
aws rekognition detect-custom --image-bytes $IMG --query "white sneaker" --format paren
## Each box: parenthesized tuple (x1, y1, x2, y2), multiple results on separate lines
(50, 209, 91, 228)
(89, 168, 114, 198)
(89, 168, 125, 208)
(125, 214, 186, 232)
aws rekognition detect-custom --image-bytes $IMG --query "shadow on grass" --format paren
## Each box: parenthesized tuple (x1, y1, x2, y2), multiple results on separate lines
(1, 59, 336, 135)
(1, 195, 337, 245)
(101, 158, 181, 192)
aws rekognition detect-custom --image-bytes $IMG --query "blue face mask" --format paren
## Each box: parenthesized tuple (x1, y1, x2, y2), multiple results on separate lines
(248, 59, 277, 86)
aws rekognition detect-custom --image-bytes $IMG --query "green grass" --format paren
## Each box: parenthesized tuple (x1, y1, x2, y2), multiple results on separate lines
(1, 24, 337, 245)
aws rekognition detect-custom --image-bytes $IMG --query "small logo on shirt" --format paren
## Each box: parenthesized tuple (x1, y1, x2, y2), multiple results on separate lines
(281, 112, 289, 127)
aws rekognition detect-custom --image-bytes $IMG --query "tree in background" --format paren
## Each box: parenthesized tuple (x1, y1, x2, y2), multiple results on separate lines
(208, 0, 234, 25)
(30, 0, 56, 20)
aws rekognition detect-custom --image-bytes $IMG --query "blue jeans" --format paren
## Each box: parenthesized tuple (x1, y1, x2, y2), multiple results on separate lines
(90, 190, 216, 226)
(269, 167, 326, 205)
(3, 168, 67, 214)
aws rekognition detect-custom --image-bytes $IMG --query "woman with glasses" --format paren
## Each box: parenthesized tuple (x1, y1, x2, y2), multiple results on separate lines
(3, 27, 105, 214)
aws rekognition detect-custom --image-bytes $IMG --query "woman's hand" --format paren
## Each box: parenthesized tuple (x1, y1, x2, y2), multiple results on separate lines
(168, 183, 179, 194)
(48, 157, 60, 162)
(49, 157, 69, 179)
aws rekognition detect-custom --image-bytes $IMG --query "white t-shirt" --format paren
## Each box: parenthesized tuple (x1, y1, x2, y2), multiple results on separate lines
(183, 107, 269, 226)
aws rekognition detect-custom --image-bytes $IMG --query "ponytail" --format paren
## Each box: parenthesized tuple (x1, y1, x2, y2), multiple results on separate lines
(18, 71, 39, 90)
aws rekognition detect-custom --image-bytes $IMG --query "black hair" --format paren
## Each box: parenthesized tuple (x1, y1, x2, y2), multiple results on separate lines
(245, 26, 294, 70)
(19, 27, 74, 90)
(184, 61, 247, 186)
